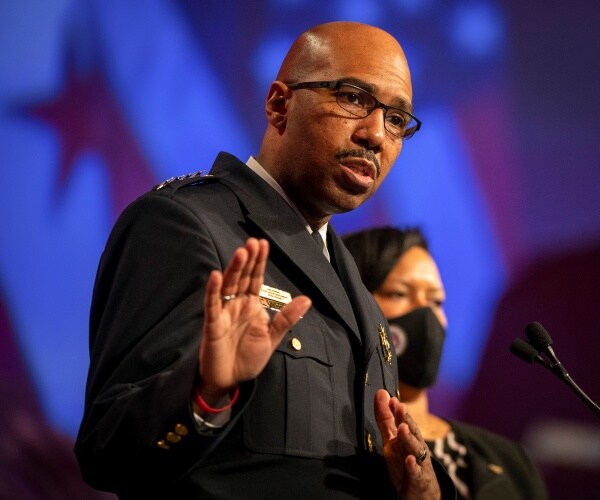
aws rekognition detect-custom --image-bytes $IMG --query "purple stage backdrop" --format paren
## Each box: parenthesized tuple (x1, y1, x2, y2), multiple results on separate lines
(0, 0, 598, 497)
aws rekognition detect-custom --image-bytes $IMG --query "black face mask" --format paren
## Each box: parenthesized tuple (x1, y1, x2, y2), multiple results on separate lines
(387, 307, 446, 388)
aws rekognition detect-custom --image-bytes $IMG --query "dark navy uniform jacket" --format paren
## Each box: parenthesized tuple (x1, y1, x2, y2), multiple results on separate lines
(76, 152, 454, 499)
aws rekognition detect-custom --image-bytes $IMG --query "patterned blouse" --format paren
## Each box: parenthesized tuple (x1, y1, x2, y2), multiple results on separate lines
(427, 430, 471, 499)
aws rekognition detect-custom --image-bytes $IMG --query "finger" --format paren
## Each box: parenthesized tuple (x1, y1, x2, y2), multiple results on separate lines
(391, 401, 424, 445)
(388, 395, 405, 421)
(204, 270, 224, 323)
(403, 458, 441, 500)
(236, 238, 260, 295)
(405, 447, 435, 479)
(247, 239, 268, 296)
(401, 409, 424, 442)
(395, 412, 428, 466)
(374, 389, 398, 445)
(221, 245, 250, 297)
(396, 421, 420, 453)
(269, 296, 312, 342)
(404, 453, 425, 481)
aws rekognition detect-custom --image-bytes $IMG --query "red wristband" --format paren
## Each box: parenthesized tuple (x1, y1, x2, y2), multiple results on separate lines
(193, 385, 240, 414)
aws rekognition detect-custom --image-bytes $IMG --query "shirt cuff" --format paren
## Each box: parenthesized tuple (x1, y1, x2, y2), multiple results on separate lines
(191, 393, 233, 434)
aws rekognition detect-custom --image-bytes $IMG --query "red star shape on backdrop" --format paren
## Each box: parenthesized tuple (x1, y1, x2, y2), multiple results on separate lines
(30, 67, 157, 218)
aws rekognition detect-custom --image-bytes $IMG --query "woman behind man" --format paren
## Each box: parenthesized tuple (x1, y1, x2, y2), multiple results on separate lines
(342, 226, 548, 499)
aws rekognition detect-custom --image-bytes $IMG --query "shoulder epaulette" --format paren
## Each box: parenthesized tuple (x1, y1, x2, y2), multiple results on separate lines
(154, 171, 216, 191)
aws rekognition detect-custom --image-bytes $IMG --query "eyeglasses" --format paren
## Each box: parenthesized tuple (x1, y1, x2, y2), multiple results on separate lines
(285, 80, 421, 139)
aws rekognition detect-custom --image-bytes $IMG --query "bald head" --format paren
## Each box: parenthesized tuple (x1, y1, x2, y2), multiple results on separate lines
(277, 21, 410, 94)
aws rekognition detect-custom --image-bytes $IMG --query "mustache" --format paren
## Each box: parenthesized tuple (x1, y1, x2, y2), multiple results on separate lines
(335, 149, 380, 178)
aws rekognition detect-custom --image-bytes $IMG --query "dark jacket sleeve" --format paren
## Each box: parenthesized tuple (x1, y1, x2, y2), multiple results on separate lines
(74, 192, 243, 493)
(451, 421, 548, 500)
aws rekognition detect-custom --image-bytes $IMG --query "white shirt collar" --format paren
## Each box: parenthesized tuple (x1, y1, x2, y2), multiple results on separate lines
(246, 156, 329, 259)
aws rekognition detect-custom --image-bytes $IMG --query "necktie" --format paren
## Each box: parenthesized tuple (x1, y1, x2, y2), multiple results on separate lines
(312, 229, 332, 263)
(311, 230, 324, 253)
(313, 229, 340, 275)
(312, 230, 331, 262)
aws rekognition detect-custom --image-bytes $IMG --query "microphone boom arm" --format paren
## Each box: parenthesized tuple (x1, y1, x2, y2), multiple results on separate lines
(511, 324, 600, 420)
(542, 346, 600, 419)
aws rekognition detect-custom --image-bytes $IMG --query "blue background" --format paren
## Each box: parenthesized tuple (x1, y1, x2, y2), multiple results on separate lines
(1, 0, 599, 496)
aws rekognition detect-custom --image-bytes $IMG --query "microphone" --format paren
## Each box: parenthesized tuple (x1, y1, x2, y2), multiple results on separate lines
(509, 338, 547, 366)
(524, 321, 552, 350)
(524, 322, 568, 378)
(510, 322, 600, 419)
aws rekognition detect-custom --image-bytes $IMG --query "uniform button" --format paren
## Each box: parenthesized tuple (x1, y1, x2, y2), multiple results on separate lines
(166, 432, 181, 444)
(157, 440, 170, 450)
(291, 338, 302, 351)
(175, 423, 189, 436)
(364, 371, 369, 385)
(365, 431, 374, 453)
(488, 464, 504, 475)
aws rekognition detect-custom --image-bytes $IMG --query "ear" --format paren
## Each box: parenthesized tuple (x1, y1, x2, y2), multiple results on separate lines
(265, 81, 290, 130)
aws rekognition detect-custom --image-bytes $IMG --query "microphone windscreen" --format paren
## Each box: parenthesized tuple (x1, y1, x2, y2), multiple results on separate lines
(525, 322, 553, 350)
(510, 338, 539, 363)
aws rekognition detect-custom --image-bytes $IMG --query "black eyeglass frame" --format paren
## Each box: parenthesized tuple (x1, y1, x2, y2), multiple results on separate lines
(285, 80, 422, 139)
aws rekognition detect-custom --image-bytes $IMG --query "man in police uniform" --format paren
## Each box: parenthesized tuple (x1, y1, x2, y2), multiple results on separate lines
(76, 21, 454, 499)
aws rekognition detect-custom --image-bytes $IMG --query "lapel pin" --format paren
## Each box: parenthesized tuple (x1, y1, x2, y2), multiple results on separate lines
(378, 323, 393, 365)
(259, 284, 292, 311)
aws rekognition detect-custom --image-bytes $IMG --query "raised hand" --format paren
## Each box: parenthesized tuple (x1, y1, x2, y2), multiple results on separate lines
(374, 389, 441, 500)
(198, 238, 311, 403)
